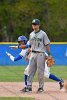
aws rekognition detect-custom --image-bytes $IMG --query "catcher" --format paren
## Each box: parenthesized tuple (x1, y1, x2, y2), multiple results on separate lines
(7, 35, 64, 92)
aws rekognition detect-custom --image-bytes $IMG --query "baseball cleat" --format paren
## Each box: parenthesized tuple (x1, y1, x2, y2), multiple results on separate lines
(21, 87, 32, 92)
(59, 81, 64, 90)
(6, 51, 12, 57)
(37, 88, 44, 93)
(60, 88, 66, 92)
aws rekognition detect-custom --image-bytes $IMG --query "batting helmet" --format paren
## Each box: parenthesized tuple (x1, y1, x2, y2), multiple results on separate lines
(18, 36, 27, 44)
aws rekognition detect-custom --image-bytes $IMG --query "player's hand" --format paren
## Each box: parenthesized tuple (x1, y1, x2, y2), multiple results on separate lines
(9, 46, 18, 49)
(6, 51, 12, 57)
(28, 48, 31, 53)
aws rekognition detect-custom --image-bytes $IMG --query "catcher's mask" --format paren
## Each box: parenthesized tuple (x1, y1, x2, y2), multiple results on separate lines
(18, 36, 27, 44)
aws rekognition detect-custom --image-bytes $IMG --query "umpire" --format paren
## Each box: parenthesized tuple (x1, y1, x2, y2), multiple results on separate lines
(24, 19, 50, 93)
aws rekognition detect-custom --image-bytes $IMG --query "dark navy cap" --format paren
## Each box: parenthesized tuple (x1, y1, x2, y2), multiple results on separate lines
(32, 19, 40, 25)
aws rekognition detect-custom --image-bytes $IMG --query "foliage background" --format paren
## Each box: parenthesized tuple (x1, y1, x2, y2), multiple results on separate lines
(0, 0, 67, 42)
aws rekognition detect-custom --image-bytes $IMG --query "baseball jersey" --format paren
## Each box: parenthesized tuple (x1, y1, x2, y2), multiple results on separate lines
(19, 49, 27, 58)
(19, 41, 30, 58)
(29, 30, 50, 52)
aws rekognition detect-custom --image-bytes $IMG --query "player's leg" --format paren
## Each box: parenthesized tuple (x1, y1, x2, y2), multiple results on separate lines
(23, 53, 31, 88)
(27, 57, 37, 89)
(44, 61, 64, 90)
(21, 65, 29, 92)
(49, 74, 64, 90)
(44, 61, 50, 78)
(6, 52, 22, 61)
(22, 55, 37, 92)
(24, 65, 29, 87)
(37, 53, 45, 92)
(44, 61, 63, 82)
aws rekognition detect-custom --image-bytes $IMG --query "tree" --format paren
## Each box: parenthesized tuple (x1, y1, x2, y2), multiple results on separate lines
(0, 0, 67, 42)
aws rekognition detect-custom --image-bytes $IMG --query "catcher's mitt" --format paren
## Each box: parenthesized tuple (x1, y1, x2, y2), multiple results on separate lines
(47, 56, 55, 67)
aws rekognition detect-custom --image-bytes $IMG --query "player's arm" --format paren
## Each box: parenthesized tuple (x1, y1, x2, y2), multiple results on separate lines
(44, 52, 48, 59)
(18, 44, 31, 49)
(9, 42, 31, 49)
(9, 44, 28, 49)
(43, 32, 51, 56)
(6, 52, 22, 62)
(9, 46, 19, 49)
(45, 44, 51, 56)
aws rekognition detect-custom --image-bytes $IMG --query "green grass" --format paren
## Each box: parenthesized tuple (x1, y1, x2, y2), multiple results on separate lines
(51, 66, 67, 79)
(0, 66, 67, 82)
(0, 97, 34, 100)
(0, 66, 26, 82)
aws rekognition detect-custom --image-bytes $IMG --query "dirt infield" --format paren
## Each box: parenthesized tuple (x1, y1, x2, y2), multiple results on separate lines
(0, 82, 67, 100)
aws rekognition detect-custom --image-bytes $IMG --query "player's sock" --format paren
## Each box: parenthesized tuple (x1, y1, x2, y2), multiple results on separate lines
(49, 74, 63, 82)
(24, 74, 28, 87)
(14, 55, 22, 61)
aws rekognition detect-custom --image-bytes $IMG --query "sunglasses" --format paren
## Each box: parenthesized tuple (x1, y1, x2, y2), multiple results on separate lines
(18, 41, 24, 43)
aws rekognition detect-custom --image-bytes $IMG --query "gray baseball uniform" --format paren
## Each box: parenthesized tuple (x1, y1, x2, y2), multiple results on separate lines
(27, 30, 50, 89)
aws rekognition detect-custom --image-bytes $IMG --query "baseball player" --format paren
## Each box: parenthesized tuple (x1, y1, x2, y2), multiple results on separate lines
(6, 35, 29, 88)
(7, 36, 64, 92)
(17, 19, 54, 93)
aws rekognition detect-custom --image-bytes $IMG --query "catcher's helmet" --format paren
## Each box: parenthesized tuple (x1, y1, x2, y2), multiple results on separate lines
(18, 36, 27, 44)
(32, 19, 40, 25)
